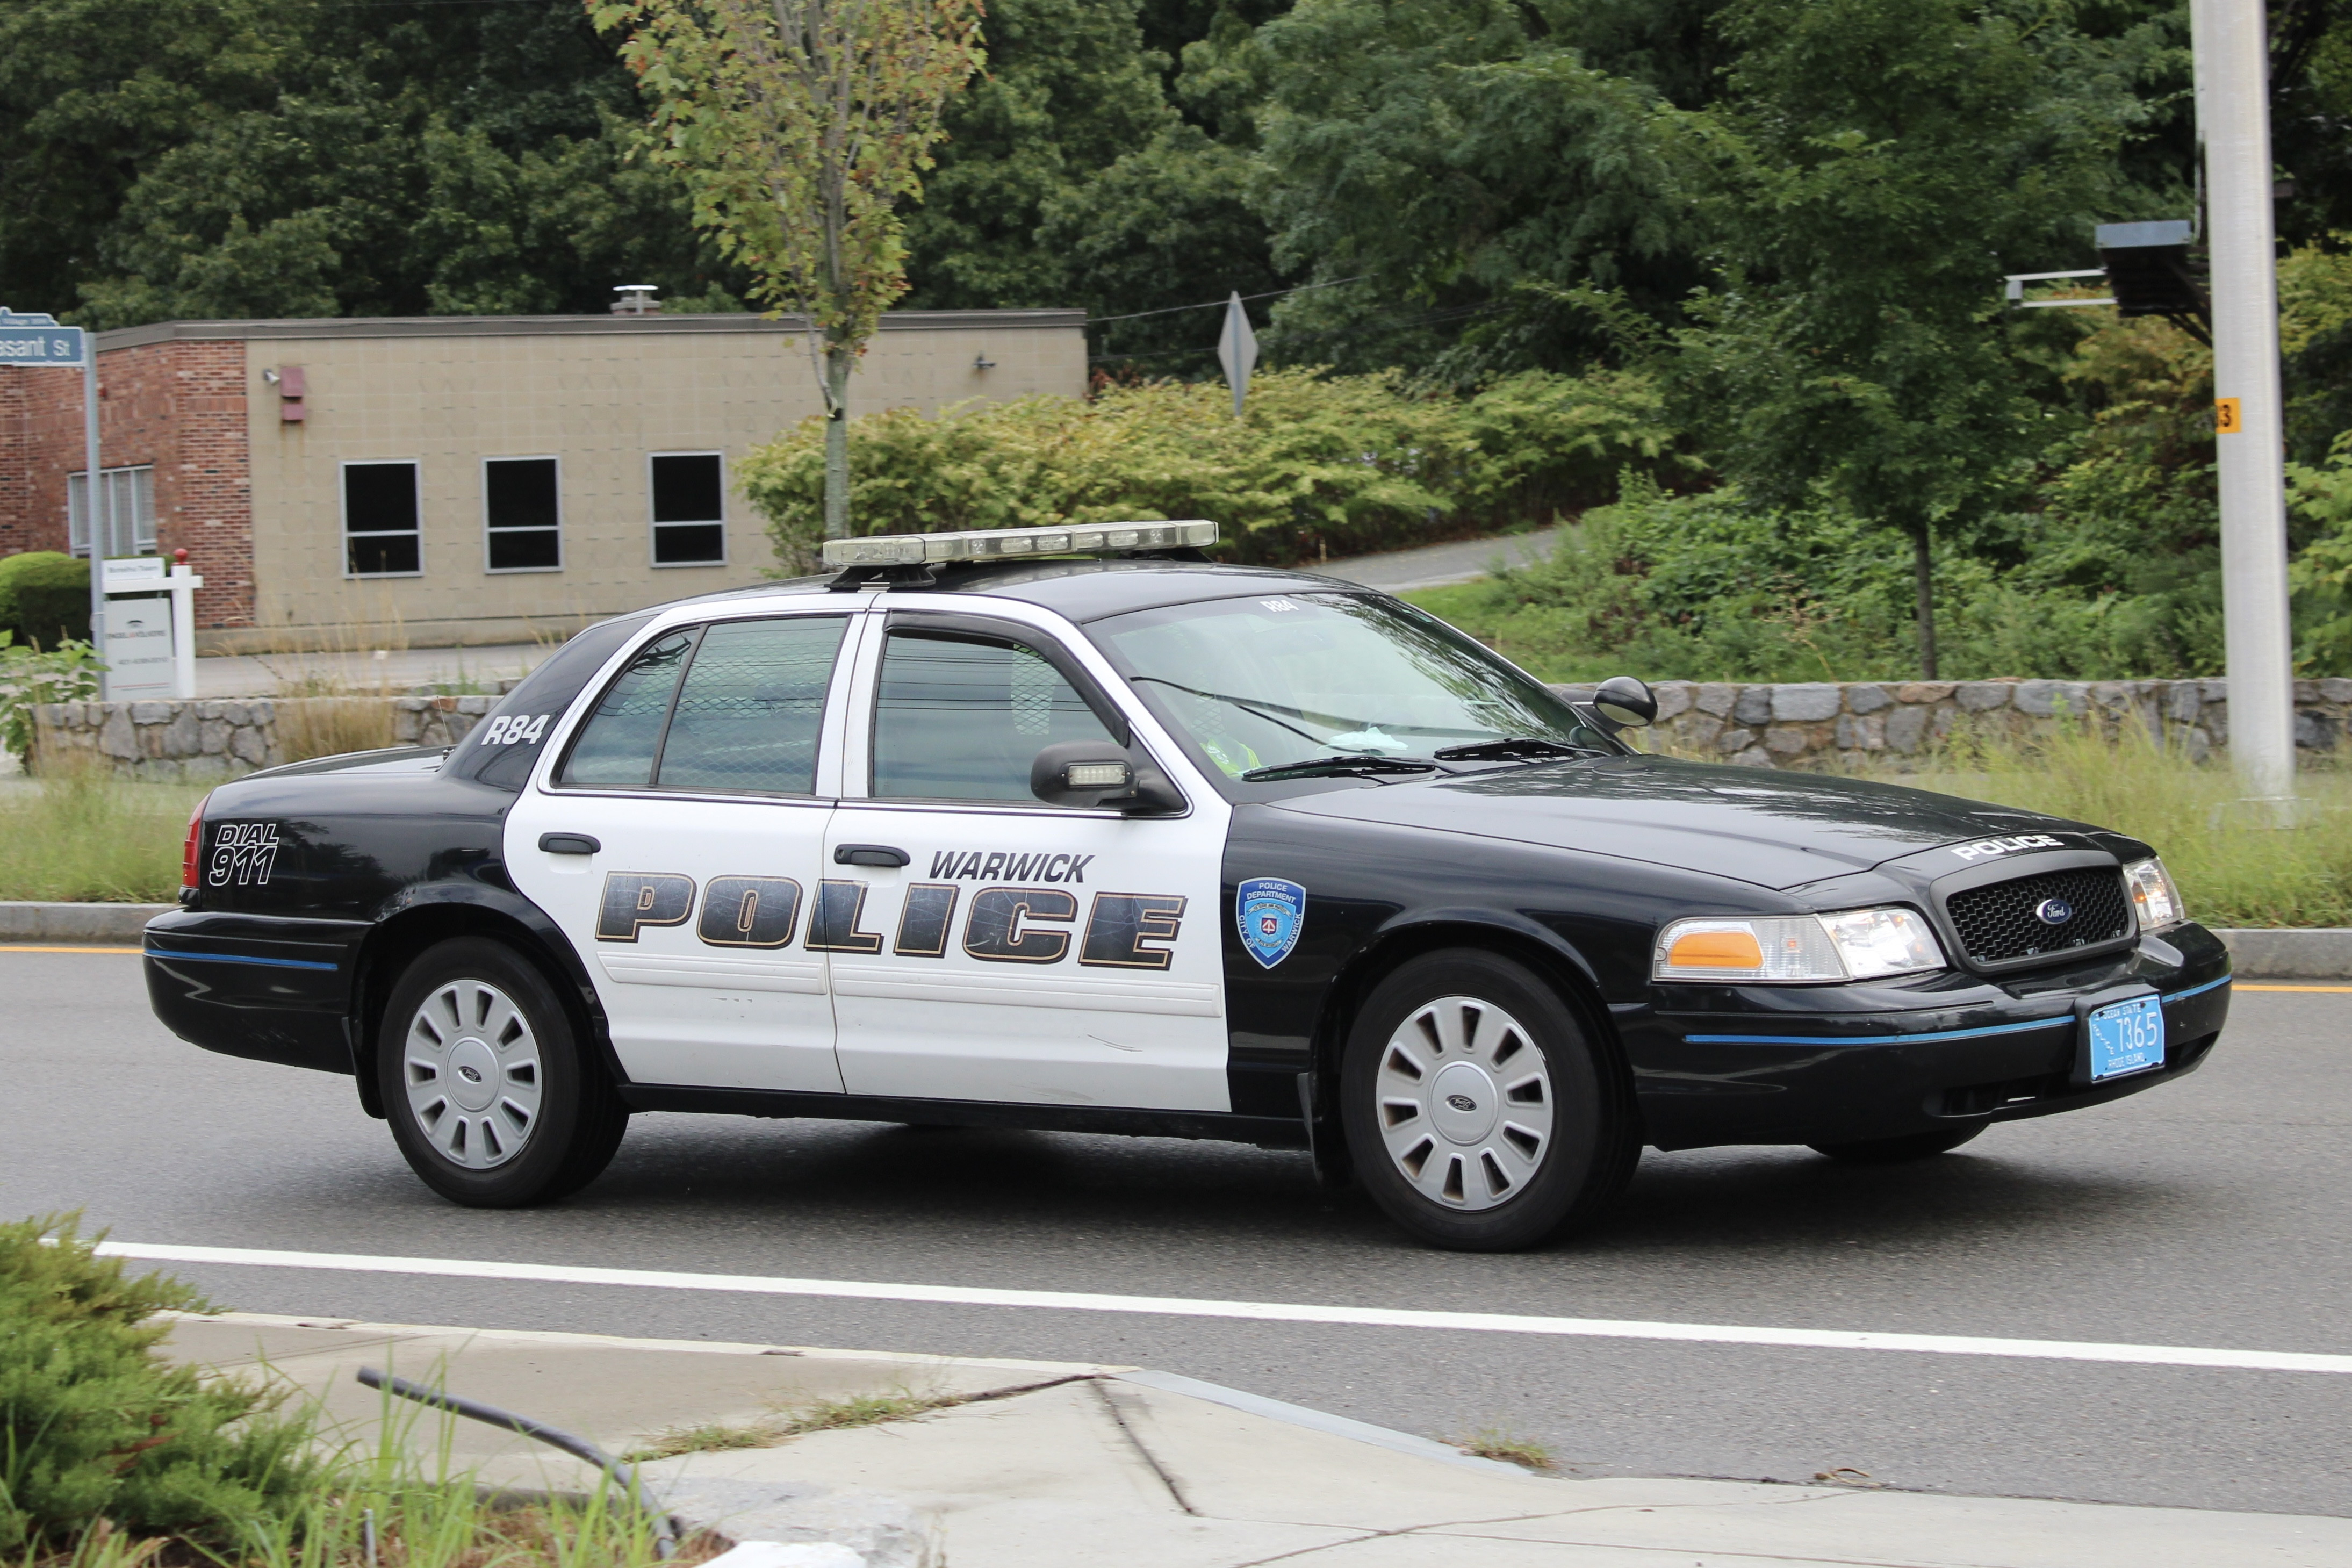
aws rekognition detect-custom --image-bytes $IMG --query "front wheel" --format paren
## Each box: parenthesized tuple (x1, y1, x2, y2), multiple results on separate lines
(378, 937, 628, 1206)
(1340, 949, 1637, 1251)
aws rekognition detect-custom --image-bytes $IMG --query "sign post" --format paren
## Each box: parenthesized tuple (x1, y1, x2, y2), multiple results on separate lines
(0, 308, 107, 699)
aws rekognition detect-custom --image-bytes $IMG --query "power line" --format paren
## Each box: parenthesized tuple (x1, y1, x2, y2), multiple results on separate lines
(1088, 275, 1368, 326)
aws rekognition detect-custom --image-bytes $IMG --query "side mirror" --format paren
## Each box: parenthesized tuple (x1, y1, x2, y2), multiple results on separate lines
(1592, 675, 1658, 730)
(1030, 741, 1185, 814)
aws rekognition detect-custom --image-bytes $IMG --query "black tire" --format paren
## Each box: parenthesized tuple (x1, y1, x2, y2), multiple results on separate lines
(1339, 948, 1637, 1251)
(378, 937, 628, 1206)
(1809, 1125, 1985, 1164)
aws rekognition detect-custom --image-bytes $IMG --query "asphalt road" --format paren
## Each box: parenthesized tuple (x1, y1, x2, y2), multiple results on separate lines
(5, 950, 2346, 1516)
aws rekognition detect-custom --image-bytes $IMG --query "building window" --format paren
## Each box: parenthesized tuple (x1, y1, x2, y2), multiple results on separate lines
(650, 452, 726, 566)
(68, 466, 156, 559)
(344, 461, 421, 576)
(484, 457, 562, 572)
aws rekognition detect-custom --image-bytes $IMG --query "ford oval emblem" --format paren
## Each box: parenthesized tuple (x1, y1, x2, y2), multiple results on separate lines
(1445, 1094, 1478, 1113)
(458, 1063, 484, 1083)
(2034, 897, 2075, 926)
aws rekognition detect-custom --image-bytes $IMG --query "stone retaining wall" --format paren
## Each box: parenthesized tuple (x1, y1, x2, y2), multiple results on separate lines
(30, 695, 503, 781)
(25, 677, 2352, 782)
(1550, 678, 2352, 769)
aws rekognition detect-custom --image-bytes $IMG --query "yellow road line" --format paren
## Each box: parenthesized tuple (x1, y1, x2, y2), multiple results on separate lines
(2236, 982, 2352, 993)
(0, 944, 142, 954)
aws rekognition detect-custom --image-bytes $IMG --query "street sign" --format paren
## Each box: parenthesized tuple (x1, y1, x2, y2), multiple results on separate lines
(1217, 292, 1258, 418)
(0, 308, 85, 368)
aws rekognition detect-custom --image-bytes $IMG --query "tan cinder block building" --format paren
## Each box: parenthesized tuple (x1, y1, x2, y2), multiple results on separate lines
(0, 309, 1085, 650)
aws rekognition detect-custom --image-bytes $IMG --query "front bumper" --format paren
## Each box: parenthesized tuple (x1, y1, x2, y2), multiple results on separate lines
(1619, 922, 2231, 1151)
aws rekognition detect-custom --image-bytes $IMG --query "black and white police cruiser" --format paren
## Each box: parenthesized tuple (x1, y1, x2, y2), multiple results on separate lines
(146, 522, 2230, 1250)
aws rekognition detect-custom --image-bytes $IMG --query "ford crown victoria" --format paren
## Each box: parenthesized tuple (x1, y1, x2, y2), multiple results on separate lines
(144, 522, 2231, 1250)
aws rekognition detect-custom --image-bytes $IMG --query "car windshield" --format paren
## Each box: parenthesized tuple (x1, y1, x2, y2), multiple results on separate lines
(1089, 590, 1617, 781)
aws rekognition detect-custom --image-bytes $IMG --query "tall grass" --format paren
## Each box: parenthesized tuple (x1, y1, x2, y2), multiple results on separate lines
(0, 771, 204, 902)
(1844, 725, 2352, 928)
(276, 700, 399, 764)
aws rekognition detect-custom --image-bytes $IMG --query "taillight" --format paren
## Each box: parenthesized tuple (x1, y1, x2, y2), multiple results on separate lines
(182, 795, 210, 888)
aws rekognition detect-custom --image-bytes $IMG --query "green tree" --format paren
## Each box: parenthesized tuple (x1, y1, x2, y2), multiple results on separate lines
(593, 0, 984, 541)
(1653, 0, 2174, 677)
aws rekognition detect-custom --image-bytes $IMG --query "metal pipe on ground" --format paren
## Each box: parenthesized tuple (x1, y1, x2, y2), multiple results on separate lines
(356, 1366, 677, 1558)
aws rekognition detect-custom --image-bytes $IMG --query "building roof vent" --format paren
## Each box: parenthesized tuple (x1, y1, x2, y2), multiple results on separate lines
(612, 285, 661, 316)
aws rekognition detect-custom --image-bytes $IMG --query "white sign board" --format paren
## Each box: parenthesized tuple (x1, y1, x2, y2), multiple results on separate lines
(103, 555, 167, 589)
(103, 598, 176, 700)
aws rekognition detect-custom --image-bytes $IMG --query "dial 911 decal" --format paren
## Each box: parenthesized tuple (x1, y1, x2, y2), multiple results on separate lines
(1236, 876, 1306, 969)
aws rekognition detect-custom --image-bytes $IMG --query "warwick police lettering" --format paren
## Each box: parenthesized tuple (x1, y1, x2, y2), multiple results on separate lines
(588, 869, 1185, 962)
(929, 850, 1096, 883)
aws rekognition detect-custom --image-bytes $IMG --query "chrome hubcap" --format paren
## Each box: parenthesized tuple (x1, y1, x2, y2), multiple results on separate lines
(403, 978, 542, 1169)
(1376, 995, 1554, 1211)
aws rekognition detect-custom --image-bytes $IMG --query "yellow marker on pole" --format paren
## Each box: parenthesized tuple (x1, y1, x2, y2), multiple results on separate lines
(2216, 396, 2242, 434)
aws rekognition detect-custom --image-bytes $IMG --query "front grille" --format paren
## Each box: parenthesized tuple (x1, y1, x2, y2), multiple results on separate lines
(1944, 867, 2132, 966)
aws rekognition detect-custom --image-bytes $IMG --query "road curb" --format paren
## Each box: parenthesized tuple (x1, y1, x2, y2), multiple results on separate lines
(2212, 928, 2352, 980)
(0, 901, 168, 943)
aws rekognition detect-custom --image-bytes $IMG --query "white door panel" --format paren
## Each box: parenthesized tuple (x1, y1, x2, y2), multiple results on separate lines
(506, 797, 843, 1091)
(823, 598, 1233, 1111)
(504, 606, 868, 1094)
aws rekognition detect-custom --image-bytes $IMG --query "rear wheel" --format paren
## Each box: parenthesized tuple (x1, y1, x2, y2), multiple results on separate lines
(378, 937, 627, 1206)
(1809, 1126, 1985, 1163)
(1340, 949, 1637, 1251)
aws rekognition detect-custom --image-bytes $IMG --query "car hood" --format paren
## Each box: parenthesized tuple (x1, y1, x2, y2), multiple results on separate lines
(1267, 754, 2091, 891)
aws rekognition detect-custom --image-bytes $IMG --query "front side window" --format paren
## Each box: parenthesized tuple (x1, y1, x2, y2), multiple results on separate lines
(1092, 592, 1615, 782)
(650, 452, 725, 565)
(344, 461, 421, 576)
(871, 628, 1119, 803)
(556, 616, 848, 794)
(485, 457, 562, 572)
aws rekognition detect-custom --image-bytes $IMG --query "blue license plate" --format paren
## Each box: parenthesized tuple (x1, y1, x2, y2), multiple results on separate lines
(2087, 995, 2166, 1081)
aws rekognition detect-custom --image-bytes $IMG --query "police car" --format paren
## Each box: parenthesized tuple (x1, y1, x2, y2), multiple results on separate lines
(145, 522, 2230, 1251)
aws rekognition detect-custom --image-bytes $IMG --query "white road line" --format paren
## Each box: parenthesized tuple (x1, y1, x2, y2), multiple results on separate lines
(98, 1240, 2352, 1377)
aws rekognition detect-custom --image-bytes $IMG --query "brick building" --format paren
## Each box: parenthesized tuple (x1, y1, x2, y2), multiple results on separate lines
(0, 308, 1085, 650)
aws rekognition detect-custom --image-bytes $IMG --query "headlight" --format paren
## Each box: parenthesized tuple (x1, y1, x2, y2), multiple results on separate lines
(1653, 908, 1946, 983)
(2123, 857, 2184, 931)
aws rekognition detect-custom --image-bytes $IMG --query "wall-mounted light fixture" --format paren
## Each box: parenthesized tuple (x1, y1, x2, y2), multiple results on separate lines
(268, 365, 307, 423)
(973, 353, 997, 371)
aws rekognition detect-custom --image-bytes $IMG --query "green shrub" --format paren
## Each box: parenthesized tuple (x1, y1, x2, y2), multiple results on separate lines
(0, 635, 104, 763)
(740, 366, 1684, 570)
(0, 1215, 326, 1553)
(0, 553, 91, 649)
(1410, 479, 2233, 684)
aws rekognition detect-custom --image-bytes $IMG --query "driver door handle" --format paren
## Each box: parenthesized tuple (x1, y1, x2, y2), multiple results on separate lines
(538, 832, 601, 855)
(834, 844, 910, 868)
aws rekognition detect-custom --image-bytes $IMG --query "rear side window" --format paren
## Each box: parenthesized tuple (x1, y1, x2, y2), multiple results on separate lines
(657, 617, 847, 794)
(556, 616, 850, 795)
(558, 631, 696, 787)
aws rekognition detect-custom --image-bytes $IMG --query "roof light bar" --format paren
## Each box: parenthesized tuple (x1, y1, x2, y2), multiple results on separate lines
(822, 520, 1217, 569)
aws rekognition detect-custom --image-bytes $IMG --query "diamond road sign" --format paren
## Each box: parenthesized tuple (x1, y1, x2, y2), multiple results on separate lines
(0, 308, 85, 367)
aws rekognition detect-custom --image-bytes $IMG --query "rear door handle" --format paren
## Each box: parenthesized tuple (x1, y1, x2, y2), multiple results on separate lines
(833, 844, 910, 868)
(538, 833, 601, 855)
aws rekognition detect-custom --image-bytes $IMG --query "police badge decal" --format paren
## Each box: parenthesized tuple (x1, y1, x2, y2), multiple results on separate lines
(1236, 876, 1306, 969)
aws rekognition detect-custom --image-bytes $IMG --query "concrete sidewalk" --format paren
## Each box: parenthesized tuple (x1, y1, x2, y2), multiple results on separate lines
(163, 1312, 2351, 1568)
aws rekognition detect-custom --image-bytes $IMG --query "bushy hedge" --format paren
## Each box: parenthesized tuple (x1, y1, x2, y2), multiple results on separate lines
(740, 367, 1683, 570)
(1411, 478, 2231, 685)
(0, 1215, 323, 1553)
(0, 553, 90, 650)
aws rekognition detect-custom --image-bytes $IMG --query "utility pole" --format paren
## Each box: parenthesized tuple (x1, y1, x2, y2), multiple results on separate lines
(2193, 0, 2299, 822)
